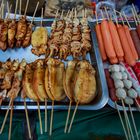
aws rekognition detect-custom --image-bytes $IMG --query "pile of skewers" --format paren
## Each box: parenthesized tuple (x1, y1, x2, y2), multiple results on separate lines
(94, 4, 140, 140)
(105, 63, 140, 140)
(0, 57, 97, 139)
(95, 6, 140, 66)
(0, 0, 39, 51)
(31, 9, 92, 60)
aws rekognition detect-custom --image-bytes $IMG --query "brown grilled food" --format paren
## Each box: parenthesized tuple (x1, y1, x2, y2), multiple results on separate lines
(8, 19, 17, 48)
(45, 58, 66, 101)
(7, 59, 26, 99)
(1, 60, 19, 90)
(63, 60, 78, 101)
(74, 60, 97, 104)
(22, 23, 33, 47)
(23, 64, 39, 101)
(15, 16, 27, 47)
(31, 27, 48, 56)
(0, 19, 9, 51)
(32, 59, 48, 101)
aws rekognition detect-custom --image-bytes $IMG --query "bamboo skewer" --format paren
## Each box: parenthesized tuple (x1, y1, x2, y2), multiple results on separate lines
(0, 98, 13, 134)
(45, 98, 47, 133)
(68, 102, 79, 133)
(103, 8, 129, 140)
(30, 1, 39, 25)
(49, 100, 54, 136)
(131, 8, 138, 26)
(115, 102, 129, 140)
(24, 98, 32, 139)
(132, 4, 140, 24)
(64, 101, 72, 133)
(24, 0, 29, 17)
(8, 101, 13, 140)
(129, 104, 139, 140)
(121, 100, 134, 140)
(14, 0, 19, 19)
(37, 101, 43, 135)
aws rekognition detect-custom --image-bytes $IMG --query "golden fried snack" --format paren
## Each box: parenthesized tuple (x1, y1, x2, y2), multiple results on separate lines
(23, 64, 39, 101)
(74, 61, 96, 104)
(32, 59, 48, 101)
(8, 20, 17, 48)
(63, 60, 78, 101)
(31, 27, 48, 56)
(45, 58, 66, 101)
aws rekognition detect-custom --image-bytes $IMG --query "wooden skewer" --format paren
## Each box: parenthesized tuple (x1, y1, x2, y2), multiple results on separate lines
(131, 8, 138, 26)
(37, 101, 43, 135)
(19, 0, 22, 15)
(129, 104, 139, 140)
(45, 98, 48, 133)
(64, 101, 72, 133)
(121, 100, 135, 140)
(8, 101, 14, 140)
(40, 8, 43, 27)
(24, 98, 32, 139)
(68, 102, 79, 133)
(103, 9, 129, 140)
(60, 10, 64, 19)
(24, 0, 29, 17)
(0, 98, 13, 134)
(1, 3, 4, 19)
(132, 4, 140, 24)
(30, 1, 39, 25)
(115, 102, 129, 140)
(122, 11, 131, 29)
(49, 100, 54, 136)
(14, 0, 19, 19)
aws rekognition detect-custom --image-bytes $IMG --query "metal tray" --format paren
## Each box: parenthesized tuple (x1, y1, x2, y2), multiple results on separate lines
(90, 20, 139, 111)
(0, 19, 109, 110)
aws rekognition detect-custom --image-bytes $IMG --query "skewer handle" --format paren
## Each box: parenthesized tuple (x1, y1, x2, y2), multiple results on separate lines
(49, 100, 54, 136)
(37, 101, 43, 135)
(0, 98, 13, 134)
(24, 98, 32, 139)
(68, 102, 79, 133)
(8, 101, 13, 140)
(64, 101, 72, 133)
(45, 98, 47, 133)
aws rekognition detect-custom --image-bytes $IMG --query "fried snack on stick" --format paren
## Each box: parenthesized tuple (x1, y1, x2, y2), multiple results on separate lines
(31, 27, 48, 56)
(74, 60, 97, 104)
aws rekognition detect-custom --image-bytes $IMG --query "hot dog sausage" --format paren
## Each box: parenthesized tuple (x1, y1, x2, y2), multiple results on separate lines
(123, 25, 138, 60)
(117, 24, 136, 66)
(95, 24, 107, 61)
(100, 20, 118, 64)
(130, 29, 140, 59)
(108, 21, 124, 62)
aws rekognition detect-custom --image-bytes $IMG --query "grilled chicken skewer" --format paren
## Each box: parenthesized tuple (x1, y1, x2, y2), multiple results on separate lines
(22, 2, 39, 47)
(0, 60, 20, 134)
(15, 0, 29, 47)
(8, 0, 18, 48)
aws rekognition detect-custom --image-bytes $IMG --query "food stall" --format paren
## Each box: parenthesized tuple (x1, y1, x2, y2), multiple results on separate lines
(0, 0, 140, 140)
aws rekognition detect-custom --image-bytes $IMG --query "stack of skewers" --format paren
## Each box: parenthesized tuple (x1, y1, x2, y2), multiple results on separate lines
(0, 2, 98, 140)
(95, 4, 140, 140)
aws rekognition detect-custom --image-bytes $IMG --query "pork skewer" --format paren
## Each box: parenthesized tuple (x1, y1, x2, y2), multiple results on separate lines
(0, 60, 20, 134)
(15, 0, 29, 47)
(22, 1, 39, 47)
